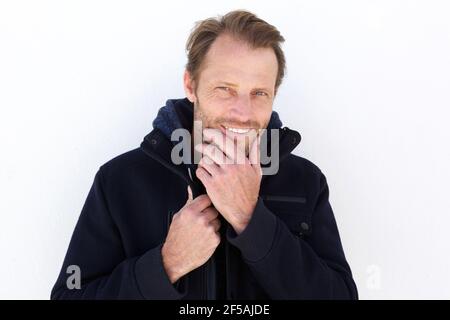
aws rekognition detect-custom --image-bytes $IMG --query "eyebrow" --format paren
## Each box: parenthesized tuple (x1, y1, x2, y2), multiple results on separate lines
(218, 81, 238, 88)
(217, 81, 272, 93)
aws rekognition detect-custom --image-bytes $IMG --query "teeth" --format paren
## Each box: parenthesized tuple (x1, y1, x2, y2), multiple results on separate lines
(224, 126, 251, 134)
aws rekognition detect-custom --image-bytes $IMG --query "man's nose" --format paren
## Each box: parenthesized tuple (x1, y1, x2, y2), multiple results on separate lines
(229, 94, 253, 125)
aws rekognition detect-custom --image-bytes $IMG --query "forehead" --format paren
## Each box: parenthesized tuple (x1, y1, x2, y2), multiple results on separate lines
(199, 34, 278, 87)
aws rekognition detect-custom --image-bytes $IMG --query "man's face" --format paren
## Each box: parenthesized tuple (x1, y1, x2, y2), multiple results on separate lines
(184, 33, 278, 155)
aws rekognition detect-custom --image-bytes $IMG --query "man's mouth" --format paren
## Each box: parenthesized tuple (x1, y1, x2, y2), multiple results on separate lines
(220, 125, 253, 135)
(225, 126, 251, 134)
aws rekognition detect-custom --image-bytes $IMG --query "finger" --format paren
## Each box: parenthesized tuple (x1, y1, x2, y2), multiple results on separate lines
(199, 155, 221, 176)
(201, 207, 219, 221)
(188, 193, 211, 212)
(196, 166, 212, 187)
(249, 133, 261, 166)
(202, 128, 236, 161)
(234, 133, 255, 164)
(186, 186, 193, 203)
(209, 218, 221, 232)
(195, 143, 230, 166)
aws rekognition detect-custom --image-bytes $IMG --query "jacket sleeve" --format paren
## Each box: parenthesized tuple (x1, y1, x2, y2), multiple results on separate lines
(50, 169, 186, 300)
(226, 172, 358, 299)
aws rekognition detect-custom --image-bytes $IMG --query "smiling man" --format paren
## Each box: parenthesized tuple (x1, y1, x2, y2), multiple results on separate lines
(51, 10, 358, 300)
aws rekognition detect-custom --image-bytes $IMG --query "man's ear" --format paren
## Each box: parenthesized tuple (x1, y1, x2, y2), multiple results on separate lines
(183, 70, 197, 103)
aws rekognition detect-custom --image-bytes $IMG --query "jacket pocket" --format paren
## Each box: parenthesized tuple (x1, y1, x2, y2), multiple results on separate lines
(260, 194, 307, 213)
(261, 194, 312, 238)
(261, 195, 306, 203)
(277, 212, 312, 238)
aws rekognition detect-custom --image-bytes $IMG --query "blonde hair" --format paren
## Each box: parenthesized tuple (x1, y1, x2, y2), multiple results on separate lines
(185, 10, 286, 93)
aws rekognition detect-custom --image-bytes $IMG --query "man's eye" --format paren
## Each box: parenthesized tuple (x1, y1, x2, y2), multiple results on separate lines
(217, 87, 230, 91)
(254, 91, 268, 97)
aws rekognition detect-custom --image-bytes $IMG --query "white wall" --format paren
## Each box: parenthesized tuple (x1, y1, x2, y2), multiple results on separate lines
(1, 0, 449, 299)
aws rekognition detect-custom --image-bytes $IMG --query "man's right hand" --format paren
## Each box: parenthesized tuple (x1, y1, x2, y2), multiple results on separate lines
(161, 186, 221, 284)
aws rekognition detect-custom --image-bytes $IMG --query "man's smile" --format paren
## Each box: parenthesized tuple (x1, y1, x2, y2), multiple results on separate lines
(219, 124, 257, 136)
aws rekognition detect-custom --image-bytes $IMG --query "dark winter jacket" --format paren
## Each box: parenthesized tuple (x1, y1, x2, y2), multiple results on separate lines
(51, 98, 358, 300)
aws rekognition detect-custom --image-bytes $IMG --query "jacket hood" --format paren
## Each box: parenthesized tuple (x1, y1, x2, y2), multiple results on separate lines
(152, 97, 283, 140)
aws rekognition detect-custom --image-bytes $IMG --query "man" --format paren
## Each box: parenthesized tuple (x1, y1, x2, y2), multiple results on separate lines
(51, 10, 358, 300)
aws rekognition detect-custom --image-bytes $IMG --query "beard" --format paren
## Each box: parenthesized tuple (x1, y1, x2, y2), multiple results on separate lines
(192, 97, 266, 157)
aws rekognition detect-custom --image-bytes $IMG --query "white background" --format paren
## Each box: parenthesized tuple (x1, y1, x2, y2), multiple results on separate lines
(1, 0, 449, 299)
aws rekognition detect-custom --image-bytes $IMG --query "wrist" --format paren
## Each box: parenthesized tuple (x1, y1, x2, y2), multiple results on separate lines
(232, 222, 247, 235)
(233, 199, 257, 234)
(231, 215, 251, 235)
(161, 243, 184, 284)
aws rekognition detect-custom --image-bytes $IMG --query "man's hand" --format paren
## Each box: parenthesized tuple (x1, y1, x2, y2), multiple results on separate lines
(194, 129, 262, 235)
(161, 187, 221, 284)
